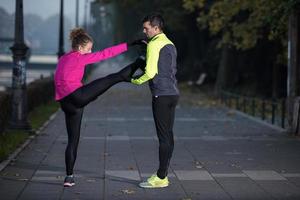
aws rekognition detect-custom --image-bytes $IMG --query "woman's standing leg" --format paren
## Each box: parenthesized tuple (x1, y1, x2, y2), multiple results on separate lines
(60, 100, 83, 186)
(64, 107, 83, 175)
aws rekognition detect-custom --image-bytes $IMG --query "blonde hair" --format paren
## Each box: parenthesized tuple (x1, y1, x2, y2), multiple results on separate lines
(69, 28, 93, 50)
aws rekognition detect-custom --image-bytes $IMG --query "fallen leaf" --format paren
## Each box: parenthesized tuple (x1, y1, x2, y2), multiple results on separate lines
(18, 178, 28, 181)
(227, 111, 235, 116)
(103, 152, 109, 157)
(86, 179, 96, 182)
(195, 161, 203, 169)
(196, 165, 203, 169)
(121, 189, 135, 194)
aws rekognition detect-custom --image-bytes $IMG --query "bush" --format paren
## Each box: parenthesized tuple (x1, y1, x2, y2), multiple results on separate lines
(0, 77, 55, 135)
(0, 92, 11, 134)
(27, 77, 55, 112)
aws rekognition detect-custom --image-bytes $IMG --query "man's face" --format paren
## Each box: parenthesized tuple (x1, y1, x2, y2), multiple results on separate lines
(143, 21, 160, 39)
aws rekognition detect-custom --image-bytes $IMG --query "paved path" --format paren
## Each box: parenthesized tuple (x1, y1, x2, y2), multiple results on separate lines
(1, 59, 300, 200)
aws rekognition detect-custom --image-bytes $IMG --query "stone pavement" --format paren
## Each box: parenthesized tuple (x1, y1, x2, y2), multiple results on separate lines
(1, 59, 300, 200)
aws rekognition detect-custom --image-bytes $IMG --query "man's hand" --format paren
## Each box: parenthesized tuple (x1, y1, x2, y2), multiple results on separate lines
(128, 39, 148, 46)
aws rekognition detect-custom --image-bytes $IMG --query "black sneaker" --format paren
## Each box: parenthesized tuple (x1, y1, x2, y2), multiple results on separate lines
(136, 56, 146, 72)
(119, 58, 143, 82)
(64, 175, 75, 187)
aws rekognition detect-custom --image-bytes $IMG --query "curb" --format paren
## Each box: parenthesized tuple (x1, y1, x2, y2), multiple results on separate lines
(0, 110, 59, 172)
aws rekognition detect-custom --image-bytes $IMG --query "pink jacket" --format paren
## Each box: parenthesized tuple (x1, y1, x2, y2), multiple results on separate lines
(54, 43, 127, 101)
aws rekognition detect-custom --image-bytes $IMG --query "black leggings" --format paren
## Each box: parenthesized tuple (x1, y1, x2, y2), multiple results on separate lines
(59, 60, 142, 175)
(152, 95, 179, 179)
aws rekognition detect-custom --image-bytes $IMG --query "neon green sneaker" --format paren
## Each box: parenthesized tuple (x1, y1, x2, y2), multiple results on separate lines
(139, 174, 169, 188)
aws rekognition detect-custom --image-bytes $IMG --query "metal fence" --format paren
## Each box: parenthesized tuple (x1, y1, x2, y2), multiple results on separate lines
(220, 91, 286, 129)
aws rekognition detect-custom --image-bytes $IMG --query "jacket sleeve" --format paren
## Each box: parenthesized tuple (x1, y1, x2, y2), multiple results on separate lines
(131, 43, 159, 85)
(79, 43, 128, 65)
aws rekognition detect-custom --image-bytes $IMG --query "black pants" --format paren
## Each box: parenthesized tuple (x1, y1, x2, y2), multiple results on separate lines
(59, 60, 141, 175)
(152, 95, 179, 179)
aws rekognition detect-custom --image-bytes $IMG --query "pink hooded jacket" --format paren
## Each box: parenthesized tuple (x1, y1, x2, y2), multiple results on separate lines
(54, 43, 127, 101)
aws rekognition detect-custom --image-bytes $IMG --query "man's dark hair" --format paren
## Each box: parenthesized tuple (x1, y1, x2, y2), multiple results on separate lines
(142, 13, 164, 30)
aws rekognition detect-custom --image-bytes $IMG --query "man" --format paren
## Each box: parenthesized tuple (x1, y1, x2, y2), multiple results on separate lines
(131, 13, 179, 188)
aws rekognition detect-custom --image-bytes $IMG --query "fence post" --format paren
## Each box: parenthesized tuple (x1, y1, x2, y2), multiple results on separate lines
(271, 100, 276, 124)
(243, 97, 247, 113)
(252, 98, 256, 116)
(261, 100, 266, 120)
(282, 99, 286, 128)
(236, 96, 239, 110)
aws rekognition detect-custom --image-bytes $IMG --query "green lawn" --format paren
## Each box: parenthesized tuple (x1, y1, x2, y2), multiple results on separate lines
(29, 101, 60, 131)
(0, 101, 59, 162)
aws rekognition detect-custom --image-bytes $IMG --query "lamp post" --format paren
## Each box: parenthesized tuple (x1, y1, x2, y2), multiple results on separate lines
(9, 0, 30, 130)
(84, 0, 88, 30)
(84, 0, 92, 31)
(75, 0, 79, 27)
(287, 5, 300, 134)
(57, 0, 65, 58)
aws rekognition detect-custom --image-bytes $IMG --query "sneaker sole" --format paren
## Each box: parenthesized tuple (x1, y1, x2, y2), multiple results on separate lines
(64, 183, 75, 187)
(139, 183, 169, 188)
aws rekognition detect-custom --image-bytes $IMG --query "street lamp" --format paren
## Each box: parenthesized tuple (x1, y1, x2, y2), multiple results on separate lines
(84, 0, 88, 30)
(57, 0, 65, 58)
(287, 5, 300, 134)
(84, 0, 92, 31)
(75, 0, 79, 27)
(9, 0, 31, 129)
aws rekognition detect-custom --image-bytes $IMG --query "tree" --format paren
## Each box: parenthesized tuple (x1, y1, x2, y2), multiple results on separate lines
(183, 0, 297, 50)
(183, 0, 299, 95)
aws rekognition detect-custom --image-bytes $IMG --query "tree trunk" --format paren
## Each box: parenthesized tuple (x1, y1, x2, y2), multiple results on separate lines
(214, 45, 235, 94)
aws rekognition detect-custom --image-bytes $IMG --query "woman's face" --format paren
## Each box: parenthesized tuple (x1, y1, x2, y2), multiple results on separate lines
(78, 41, 93, 54)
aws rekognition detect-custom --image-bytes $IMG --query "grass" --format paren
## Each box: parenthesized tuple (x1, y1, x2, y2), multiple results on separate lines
(178, 83, 220, 107)
(28, 101, 60, 131)
(0, 130, 29, 162)
(0, 101, 59, 162)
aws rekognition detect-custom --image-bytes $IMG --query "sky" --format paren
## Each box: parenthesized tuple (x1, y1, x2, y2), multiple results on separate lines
(0, 0, 91, 27)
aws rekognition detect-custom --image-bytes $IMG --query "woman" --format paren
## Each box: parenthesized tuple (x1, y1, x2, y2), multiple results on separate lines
(54, 28, 143, 187)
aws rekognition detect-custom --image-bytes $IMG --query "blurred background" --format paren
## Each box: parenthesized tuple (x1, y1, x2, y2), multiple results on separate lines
(0, 0, 298, 98)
